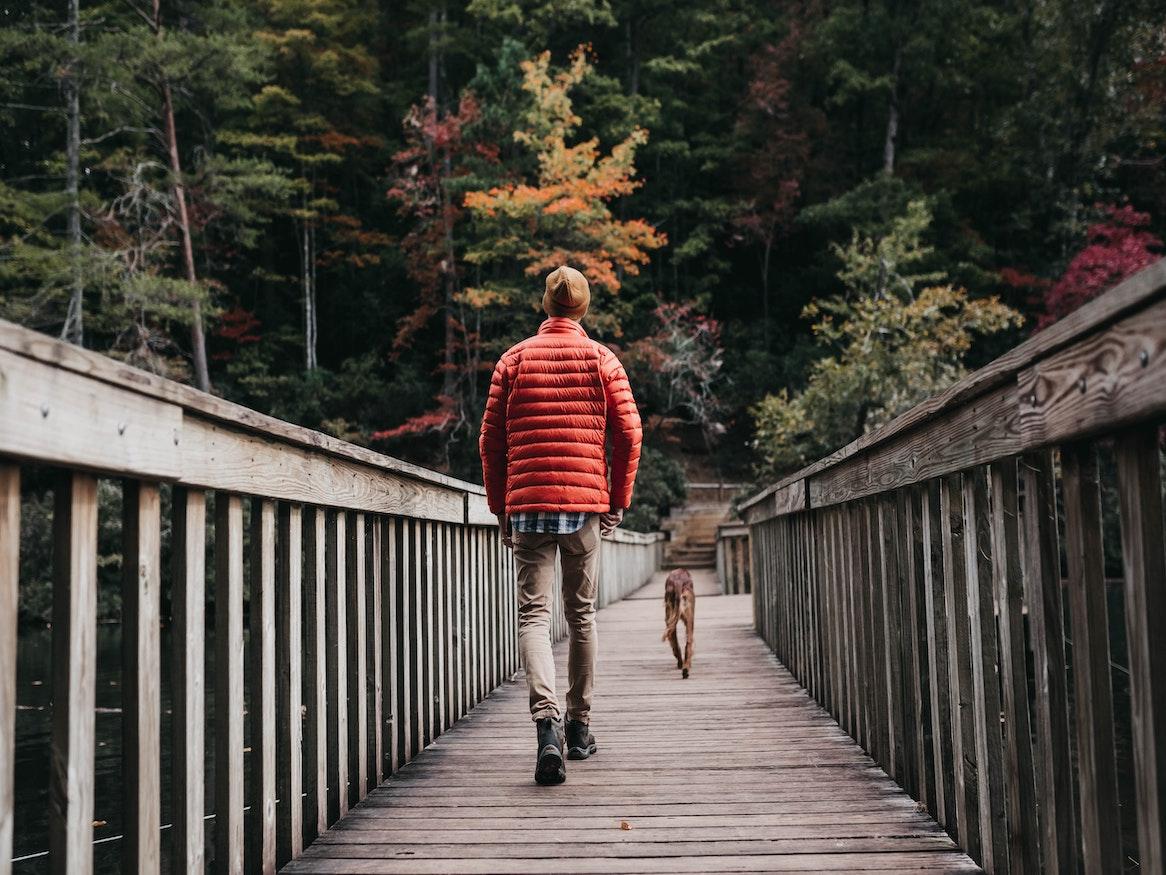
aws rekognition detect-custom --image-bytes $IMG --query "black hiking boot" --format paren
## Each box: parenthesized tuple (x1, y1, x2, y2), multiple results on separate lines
(566, 718, 597, 760)
(534, 717, 566, 785)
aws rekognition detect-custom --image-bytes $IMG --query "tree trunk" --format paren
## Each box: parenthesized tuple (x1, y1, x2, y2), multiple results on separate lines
(883, 46, 901, 175)
(154, 0, 210, 391)
(61, 0, 83, 346)
(427, 7, 439, 106)
(301, 217, 318, 370)
(761, 233, 773, 350)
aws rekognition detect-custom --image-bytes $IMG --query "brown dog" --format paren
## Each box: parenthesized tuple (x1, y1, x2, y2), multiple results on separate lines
(662, 569, 696, 678)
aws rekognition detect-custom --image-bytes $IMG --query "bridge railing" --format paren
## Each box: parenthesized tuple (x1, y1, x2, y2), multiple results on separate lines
(715, 523, 751, 594)
(740, 259, 1166, 875)
(0, 319, 663, 874)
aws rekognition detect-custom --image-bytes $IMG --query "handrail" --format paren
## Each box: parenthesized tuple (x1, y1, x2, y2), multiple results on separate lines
(0, 320, 664, 873)
(742, 258, 1166, 874)
(741, 257, 1166, 522)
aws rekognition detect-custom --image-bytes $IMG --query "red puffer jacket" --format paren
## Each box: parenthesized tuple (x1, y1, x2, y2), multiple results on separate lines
(479, 317, 642, 515)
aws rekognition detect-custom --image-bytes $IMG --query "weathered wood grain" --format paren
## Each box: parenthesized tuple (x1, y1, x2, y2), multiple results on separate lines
(276, 503, 304, 865)
(303, 507, 328, 839)
(1114, 428, 1166, 875)
(346, 512, 368, 802)
(0, 465, 17, 875)
(325, 511, 349, 822)
(214, 492, 245, 875)
(249, 499, 278, 874)
(49, 472, 98, 875)
(1018, 296, 1166, 448)
(1061, 443, 1121, 874)
(0, 348, 181, 480)
(171, 488, 205, 873)
(120, 480, 162, 872)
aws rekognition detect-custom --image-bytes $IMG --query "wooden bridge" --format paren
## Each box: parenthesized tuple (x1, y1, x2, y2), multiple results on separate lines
(0, 257, 1164, 874)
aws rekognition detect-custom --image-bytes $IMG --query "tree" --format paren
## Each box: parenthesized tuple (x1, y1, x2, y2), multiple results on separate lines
(462, 45, 666, 335)
(1037, 203, 1162, 328)
(751, 201, 1021, 479)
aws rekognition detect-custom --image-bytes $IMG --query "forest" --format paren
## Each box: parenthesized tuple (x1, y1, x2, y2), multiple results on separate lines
(2, 0, 1163, 520)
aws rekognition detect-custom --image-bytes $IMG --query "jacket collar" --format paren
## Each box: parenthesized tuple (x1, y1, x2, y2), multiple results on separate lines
(537, 316, 588, 337)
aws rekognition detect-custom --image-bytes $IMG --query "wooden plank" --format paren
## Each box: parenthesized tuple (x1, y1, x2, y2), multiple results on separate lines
(346, 512, 368, 802)
(398, 519, 414, 764)
(1018, 451, 1077, 873)
(961, 468, 1007, 871)
(371, 516, 384, 786)
(898, 487, 928, 806)
(214, 493, 245, 875)
(420, 521, 434, 748)
(740, 257, 1166, 516)
(0, 317, 486, 498)
(1114, 428, 1166, 875)
(922, 480, 954, 831)
(248, 499, 278, 874)
(989, 459, 1040, 874)
(939, 475, 978, 857)
(878, 495, 907, 786)
(1061, 443, 1121, 874)
(383, 517, 400, 775)
(303, 507, 328, 839)
(171, 488, 205, 873)
(49, 472, 98, 875)
(0, 348, 181, 480)
(180, 418, 465, 523)
(276, 503, 304, 865)
(1018, 295, 1166, 448)
(325, 511, 350, 821)
(121, 481, 162, 872)
(0, 466, 18, 875)
(434, 524, 448, 736)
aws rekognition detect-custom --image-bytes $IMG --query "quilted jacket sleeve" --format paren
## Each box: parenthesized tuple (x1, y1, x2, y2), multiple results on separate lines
(601, 350, 643, 509)
(479, 357, 510, 514)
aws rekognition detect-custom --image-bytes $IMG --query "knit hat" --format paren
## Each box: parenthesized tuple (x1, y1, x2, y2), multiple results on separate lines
(542, 266, 590, 320)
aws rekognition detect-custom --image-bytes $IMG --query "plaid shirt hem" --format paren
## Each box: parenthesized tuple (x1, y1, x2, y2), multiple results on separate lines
(510, 511, 589, 534)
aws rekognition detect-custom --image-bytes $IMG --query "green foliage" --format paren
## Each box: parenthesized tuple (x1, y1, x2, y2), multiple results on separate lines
(623, 447, 688, 533)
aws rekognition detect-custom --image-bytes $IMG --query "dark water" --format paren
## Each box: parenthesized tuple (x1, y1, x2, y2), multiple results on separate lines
(13, 625, 218, 874)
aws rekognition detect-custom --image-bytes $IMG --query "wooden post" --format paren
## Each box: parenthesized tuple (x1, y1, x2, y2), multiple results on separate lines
(121, 480, 162, 872)
(370, 516, 384, 786)
(303, 507, 328, 839)
(214, 493, 245, 874)
(1061, 443, 1121, 874)
(49, 472, 98, 875)
(0, 466, 17, 875)
(1114, 427, 1166, 875)
(346, 512, 368, 801)
(276, 503, 303, 865)
(248, 499, 277, 874)
(325, 510, 349, 820)
(171, 488, 205, 873)
(922, 479, 955, 831)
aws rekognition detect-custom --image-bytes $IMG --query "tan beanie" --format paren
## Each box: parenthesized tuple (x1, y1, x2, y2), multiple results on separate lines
(542, 266, 590, 320)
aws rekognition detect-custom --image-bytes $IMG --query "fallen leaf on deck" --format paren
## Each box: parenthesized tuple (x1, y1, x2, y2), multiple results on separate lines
(619, 821, 632, 830)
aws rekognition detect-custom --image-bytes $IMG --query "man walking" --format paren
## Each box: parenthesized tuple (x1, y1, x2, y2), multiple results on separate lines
(479, 265, 643, 785)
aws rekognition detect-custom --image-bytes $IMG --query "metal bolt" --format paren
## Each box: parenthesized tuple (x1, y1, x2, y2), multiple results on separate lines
(117, 422, 126, 436)
(1078, 378, 1087, 394)
(40, 403, 49, 418)
(1140, 349, 1150, 367)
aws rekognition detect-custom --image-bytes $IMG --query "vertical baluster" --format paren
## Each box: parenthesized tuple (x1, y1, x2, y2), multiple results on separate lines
(451, 525, 463, 721)
(990, 459, 1040, 874)
(923, 479, 955, 831)
(171, 489, 205, 873)
(963, 468, 1008, 871)
(901, 486, 932, 810)
(121, 480, 161, 871)
(434, 523, 447, 736)
(346, 512, 367, 801)
(411, 519, 424, 756)
(399, 518, 414, 763)
(214, 492, 244, 874)
(370, 516, 384, 786)
(303, 507, 327, 839)
(1019, 451, 1076, 873)
(1061, 443, 1121, 874)
(941, 474, 979, 857)
(1114, 427, 1166, 875)
(0, 465, 16, 875)
(276, 503, 303, 865)
(248, 499, 277, 874)
(865, 499, 888, 768)
(420, 520, 433, 747)
(382, 517, 399, 776)
(879, 494, 906, 785)
(325, 510, 348, 820)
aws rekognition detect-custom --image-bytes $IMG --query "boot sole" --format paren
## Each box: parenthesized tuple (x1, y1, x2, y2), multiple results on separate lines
(567, 742, 597, 761)
(535, 745, 566, 785)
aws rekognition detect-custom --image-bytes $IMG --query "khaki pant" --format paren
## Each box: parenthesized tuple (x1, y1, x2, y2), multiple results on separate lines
(513, 515, 600, 724)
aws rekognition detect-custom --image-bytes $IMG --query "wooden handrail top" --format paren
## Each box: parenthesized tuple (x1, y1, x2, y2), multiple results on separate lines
(742, 257, 1166, 521)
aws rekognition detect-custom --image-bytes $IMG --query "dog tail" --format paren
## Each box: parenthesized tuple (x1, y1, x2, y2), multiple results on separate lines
(662, 600, 680, 641)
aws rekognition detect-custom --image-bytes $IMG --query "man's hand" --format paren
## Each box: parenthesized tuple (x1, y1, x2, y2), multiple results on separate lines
(497, 513, 512, 548)
(599, 507, 624, 537)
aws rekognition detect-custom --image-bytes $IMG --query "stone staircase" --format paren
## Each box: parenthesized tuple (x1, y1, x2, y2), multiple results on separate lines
(661, 483, 745, 569)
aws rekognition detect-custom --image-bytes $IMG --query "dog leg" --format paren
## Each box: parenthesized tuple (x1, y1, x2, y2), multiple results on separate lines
(668, 626, 682, 668)
(682, 603, 695, 678)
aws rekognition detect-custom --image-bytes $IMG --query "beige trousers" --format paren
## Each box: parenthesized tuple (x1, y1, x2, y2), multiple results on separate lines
(512, 514, 600, 724)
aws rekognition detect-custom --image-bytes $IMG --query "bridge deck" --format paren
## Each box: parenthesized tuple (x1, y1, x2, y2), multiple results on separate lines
(285, 570, 979, 874)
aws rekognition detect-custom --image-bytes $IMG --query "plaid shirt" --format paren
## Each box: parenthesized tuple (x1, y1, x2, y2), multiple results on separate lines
(510, 511, 589, 534)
